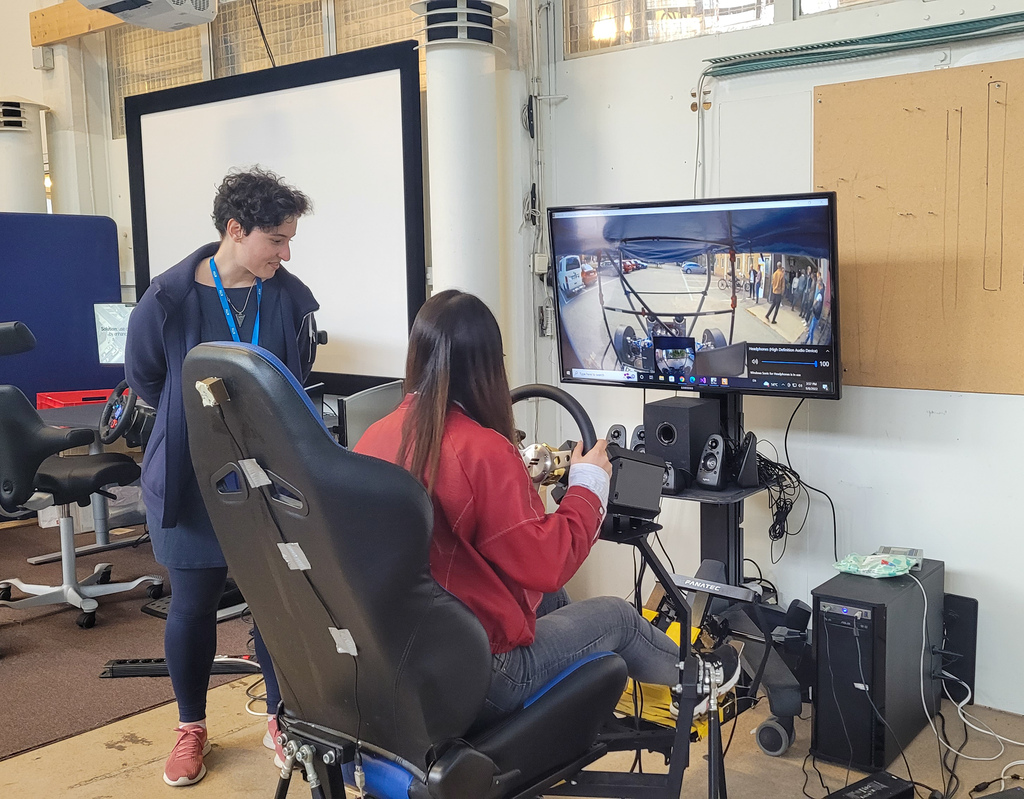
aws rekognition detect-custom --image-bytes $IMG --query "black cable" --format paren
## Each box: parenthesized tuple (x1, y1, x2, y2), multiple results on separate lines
(721, 694, 760, 758)
(654, 532, 675, 574)
(853, 628, 938, 798)
(811, 755, 831, 795)
(822, 620, 855, 787)
(938, 709, 967, 798)
(250, 0, 277, 67)
(784, 398, 804, 468)
(803, 479, 839, 563)
(802, 752, 830, 798)
(939, 596, 970, 799)
(777, 399, 840, 562)
(127, 524, 150, 547)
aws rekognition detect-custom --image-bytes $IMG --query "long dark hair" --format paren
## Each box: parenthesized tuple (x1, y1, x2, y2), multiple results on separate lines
(397, 290, 515, 493)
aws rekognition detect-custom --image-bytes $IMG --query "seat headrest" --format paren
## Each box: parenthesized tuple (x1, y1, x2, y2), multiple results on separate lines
(0, 321, 36, 357)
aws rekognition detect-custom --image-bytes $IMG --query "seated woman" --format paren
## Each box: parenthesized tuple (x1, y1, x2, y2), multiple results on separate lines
(354, 289, 681, 720)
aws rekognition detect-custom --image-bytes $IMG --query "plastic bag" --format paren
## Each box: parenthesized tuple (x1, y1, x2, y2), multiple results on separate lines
(833, 553, 917, 579)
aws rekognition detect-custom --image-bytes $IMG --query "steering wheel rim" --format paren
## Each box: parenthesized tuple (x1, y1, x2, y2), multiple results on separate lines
(510, 383, 597, 452)
(100, 379, 137, 445)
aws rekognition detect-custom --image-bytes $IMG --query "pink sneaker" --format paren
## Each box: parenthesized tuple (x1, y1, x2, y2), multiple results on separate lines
(263, 717, 286, 769)
(163, 724, 211, 786)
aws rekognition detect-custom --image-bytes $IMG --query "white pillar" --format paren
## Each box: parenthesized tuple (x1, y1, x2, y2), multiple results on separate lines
(0, 97, 48, 213)
(413, 0, 508, 316)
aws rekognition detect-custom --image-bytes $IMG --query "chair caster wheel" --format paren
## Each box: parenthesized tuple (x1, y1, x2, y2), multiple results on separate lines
(147, 583, 164, 600)
(0, 584, 11, 602)
(94, 563, 113, 584)
(755, 716, 793, 757)
(77, 611, 97, 629)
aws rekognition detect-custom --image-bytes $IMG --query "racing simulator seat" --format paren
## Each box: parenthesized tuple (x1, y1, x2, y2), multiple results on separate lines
(182, 341, 761, 799)
(0, 321, 164, 628)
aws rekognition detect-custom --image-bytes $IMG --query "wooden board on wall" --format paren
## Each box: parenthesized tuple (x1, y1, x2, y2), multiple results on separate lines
(814, 60, 1024, 395)
(30, 2, 122, 47)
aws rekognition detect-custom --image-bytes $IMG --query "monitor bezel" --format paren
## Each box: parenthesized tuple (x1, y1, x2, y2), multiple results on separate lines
(547, 191, 842, 402)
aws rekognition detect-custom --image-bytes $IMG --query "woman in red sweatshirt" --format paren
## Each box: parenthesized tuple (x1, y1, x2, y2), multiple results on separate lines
(354, 289, 680, 720)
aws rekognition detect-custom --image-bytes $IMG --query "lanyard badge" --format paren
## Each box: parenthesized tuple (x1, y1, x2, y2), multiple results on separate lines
(209, 257, 262, 345)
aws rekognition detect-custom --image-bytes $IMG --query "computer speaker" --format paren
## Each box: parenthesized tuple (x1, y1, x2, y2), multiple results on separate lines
(662, 462, 689, 494)
(629, 425, 646, 453)
(695, 434, 725, 490)
(734, 431, 759, 488)
(607, 424, 627, 448)
(644, 397, 720, 477)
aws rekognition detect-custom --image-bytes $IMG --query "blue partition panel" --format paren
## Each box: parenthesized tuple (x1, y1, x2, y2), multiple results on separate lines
(0, 212, 124, 404)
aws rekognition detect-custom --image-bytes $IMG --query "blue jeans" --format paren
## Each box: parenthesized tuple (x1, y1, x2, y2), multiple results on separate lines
(483, 594, 680, 718)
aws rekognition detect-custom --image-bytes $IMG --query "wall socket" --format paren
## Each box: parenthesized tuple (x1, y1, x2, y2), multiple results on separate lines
(531, 253, 549, 275)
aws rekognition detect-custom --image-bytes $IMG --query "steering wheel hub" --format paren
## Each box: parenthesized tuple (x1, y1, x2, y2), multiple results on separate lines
(521, 443, 571, 486)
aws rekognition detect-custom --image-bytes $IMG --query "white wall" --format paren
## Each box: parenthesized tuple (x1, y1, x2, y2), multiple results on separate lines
(542, 0, 1024, 714)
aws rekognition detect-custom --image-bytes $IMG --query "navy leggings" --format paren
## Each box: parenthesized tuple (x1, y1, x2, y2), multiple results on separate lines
(165, 566, 281, 723)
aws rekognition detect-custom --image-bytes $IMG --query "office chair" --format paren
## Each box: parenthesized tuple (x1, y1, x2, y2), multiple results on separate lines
(182, 342, 655, 799)
(0, 322, 164, 628)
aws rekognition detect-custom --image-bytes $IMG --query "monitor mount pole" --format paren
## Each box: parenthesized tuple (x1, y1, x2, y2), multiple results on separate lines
(699, 393, 745, 586)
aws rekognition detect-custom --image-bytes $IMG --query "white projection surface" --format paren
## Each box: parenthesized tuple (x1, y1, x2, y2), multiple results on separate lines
(138, 69, 410, 379)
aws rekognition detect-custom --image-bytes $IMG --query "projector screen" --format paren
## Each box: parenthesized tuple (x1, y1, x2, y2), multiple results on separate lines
(125, 42, 425, 384)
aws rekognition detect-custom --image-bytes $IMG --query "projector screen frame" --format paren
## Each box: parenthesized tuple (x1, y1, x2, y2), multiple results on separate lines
(124, 41, 427, 356)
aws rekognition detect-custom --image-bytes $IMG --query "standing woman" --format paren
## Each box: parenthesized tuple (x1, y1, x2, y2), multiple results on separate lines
(125, 167, 320, 786)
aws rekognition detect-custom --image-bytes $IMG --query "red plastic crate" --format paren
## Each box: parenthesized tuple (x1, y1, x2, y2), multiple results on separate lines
(36, 389, 113, 409)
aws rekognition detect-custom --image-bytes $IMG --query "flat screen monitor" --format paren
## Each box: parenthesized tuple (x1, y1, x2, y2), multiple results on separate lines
(548, 192, 841, 400)
(340, 379, 404, 448)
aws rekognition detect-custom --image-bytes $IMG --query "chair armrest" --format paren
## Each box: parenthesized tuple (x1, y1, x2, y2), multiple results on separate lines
(39, 425, 96, 456)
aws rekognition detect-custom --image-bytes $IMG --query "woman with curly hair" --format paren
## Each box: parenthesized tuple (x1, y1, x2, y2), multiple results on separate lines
(126, 167, 320, 786)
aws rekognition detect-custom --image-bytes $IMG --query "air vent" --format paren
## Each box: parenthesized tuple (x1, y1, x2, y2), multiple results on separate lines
(0, 102, 28, 131)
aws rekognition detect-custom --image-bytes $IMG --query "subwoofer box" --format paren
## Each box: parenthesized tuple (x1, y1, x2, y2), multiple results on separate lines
(644, 397, 720, 482)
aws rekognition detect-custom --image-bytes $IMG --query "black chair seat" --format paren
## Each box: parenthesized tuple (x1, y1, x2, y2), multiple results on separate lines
(35, 453, 140, 506)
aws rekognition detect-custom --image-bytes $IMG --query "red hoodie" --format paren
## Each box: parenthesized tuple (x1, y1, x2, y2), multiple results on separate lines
(354, 397, 604, 653)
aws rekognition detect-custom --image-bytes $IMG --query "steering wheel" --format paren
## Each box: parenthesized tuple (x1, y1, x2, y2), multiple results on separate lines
(100, 380, 138, 445)
(510, 384, 597, 486)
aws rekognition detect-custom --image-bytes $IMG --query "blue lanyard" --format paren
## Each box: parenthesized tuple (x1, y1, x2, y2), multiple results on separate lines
(209, 257, 261, 345)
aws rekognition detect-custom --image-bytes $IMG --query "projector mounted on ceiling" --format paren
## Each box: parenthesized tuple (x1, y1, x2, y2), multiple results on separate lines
(81, 0, 217, 32)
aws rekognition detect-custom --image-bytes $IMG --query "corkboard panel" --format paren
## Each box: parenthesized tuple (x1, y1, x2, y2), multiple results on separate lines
(814, 60, 1024, 395)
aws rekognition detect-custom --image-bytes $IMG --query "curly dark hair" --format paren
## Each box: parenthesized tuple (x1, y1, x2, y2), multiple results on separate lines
(211, 167, 311, 236)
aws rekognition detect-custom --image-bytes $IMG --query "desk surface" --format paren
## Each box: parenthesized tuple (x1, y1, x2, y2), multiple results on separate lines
(38, 404, 105, 430)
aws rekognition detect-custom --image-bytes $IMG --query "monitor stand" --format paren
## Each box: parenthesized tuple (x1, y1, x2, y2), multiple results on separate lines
(697, 393, 746, 587)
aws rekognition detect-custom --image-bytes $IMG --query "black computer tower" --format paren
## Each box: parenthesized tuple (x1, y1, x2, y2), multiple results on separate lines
(810, 559, 944, 771)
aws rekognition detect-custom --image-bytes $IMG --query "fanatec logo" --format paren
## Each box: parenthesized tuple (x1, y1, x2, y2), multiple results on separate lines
(681, 579, 721, 592)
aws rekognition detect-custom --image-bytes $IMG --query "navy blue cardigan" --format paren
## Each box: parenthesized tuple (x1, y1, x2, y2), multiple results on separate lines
(125, 243, 319, 529)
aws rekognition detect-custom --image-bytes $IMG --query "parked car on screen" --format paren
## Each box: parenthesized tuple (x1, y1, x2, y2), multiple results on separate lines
(581, 262, 597, 286)
(680, 262, 706, 274)
(556, 255, 585, 300)
(622, 260, 638, 274)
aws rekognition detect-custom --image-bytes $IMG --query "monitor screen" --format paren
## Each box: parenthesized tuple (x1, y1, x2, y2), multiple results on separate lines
(548, 193, 841, 400)
(94, 303, 136, 366)
(339, 379, 405, 448)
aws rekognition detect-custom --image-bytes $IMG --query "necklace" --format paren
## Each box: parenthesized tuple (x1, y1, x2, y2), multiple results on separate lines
(225, 279, 258, 326)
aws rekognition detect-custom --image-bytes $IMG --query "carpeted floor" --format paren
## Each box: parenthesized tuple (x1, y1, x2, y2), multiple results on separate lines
(0, 521, 252, 761)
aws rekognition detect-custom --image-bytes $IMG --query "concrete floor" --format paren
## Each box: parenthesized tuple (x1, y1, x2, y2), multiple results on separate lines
(2, 676, 1022, 798)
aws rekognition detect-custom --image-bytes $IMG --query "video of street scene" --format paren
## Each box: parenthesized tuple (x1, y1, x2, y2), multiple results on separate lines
(549, 194, 840, 398)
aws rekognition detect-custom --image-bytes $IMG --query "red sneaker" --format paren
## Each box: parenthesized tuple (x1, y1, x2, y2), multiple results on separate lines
(163, 724, 211, 786)
(263, 717, 286, 768)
